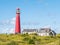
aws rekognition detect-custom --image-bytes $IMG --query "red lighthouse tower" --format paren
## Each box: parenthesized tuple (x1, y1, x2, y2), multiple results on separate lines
(15, 8, 21, 34)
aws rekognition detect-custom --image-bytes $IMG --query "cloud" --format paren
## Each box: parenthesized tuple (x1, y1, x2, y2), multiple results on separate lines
(9, 28, 15, 34)
(10, 17, 16, 25)
(0, 17, 16, 26)
(0, 20, 10, 26)
(0, 28, 9, 34)
(0, 28, 15, 34)
(43, 25, 51, 28)
(0, 17, 16, 34)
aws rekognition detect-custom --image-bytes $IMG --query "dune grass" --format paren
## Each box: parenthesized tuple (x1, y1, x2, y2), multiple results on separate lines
(0, 34, 60, 45)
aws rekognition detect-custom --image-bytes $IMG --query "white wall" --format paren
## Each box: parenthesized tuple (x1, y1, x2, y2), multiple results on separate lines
(37, 33, 49, 36)
(23, 32, 36, 34)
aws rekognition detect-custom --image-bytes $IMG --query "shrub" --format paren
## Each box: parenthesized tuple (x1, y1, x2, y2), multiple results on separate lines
(57, 35, 60, 38)
(33, 33, 38, 36)
(7, 41, 18, 45)
(23, 37, 30, 41)
(32, 36, 37, 40)
(28, 39, 35, 44)
(21, 33, 29, 37)
(0, 38, 6, 42)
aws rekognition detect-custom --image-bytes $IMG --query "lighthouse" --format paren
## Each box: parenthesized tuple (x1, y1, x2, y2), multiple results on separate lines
(15, 8, 21, 34)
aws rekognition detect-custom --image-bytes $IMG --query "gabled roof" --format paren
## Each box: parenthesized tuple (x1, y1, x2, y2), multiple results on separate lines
(23, 29, 38, 32)
(38, 28, 51, 33)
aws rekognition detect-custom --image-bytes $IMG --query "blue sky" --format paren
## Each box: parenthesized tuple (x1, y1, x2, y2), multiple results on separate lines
(0, 0, 60, 33)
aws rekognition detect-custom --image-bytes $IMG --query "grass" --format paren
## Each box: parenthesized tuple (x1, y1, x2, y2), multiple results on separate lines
(0, 34, 60, 45)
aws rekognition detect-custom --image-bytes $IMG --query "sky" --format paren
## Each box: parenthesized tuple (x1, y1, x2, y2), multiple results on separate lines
(0, 0, 60, 33)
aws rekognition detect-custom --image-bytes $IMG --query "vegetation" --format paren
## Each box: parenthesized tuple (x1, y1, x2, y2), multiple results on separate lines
(0, 34, 60, 45)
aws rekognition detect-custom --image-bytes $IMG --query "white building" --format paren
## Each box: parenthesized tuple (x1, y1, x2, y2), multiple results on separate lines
(22, 28, 56, 36)
(38, 28, 56, 36)
(22, 29, 38, 34)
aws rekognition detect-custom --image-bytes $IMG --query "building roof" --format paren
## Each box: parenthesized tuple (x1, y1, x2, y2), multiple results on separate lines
(22, 28, 56, 35)
(38, 28, 51, 33)
(23, 29, 38, 32)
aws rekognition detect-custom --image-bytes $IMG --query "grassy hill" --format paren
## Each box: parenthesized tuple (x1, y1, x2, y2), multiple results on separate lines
(0, 33, 60, 45)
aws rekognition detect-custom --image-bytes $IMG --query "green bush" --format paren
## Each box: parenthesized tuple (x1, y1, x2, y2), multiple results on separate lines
(28, 39, 35, 44)
(32, 33, 38, 36)
(23, 37, 30, 41)
(0, 38, 6, 42)
(0, 34, 60, 45)
(7, 41, 18, 45)
(32, 36, 37, 40)
(21, 33, 29, 37)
